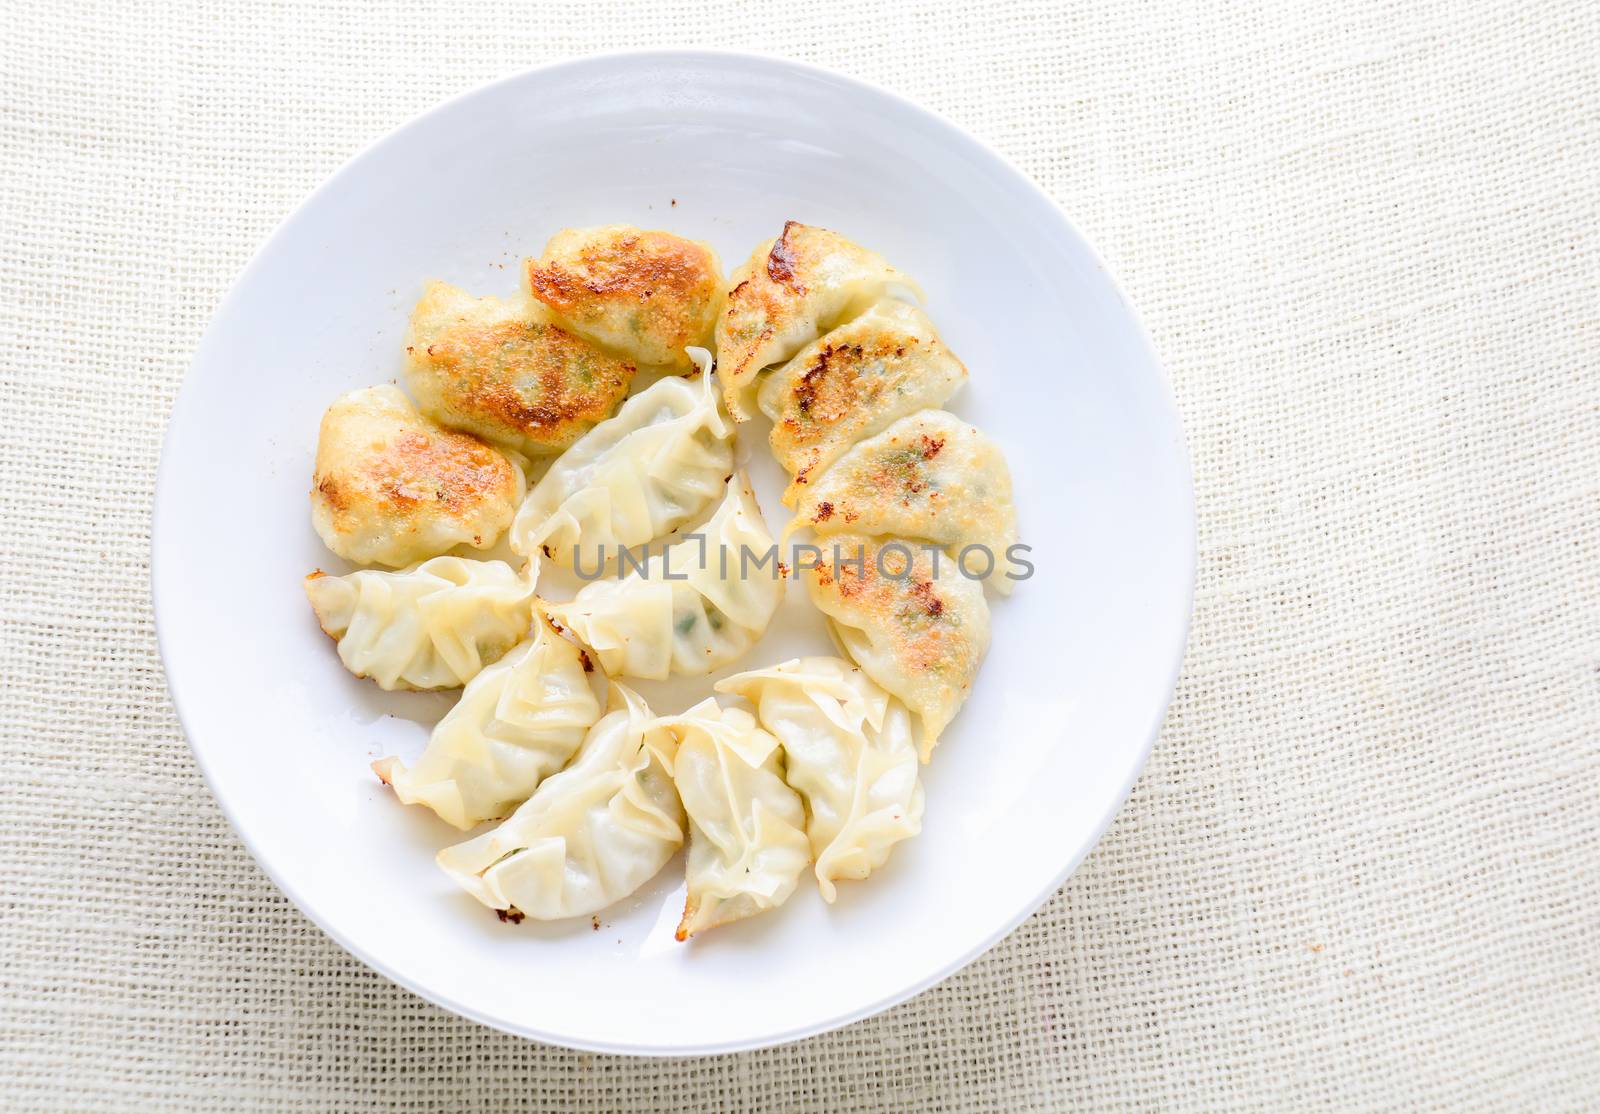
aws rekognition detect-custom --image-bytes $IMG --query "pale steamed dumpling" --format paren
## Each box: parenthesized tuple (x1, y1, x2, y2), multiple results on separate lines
(509, 354, 734, 569)
(305, 556, 537, 691)
(403, 280, 636, 456)
(310, 385, 525, 569)
(757, 300, 967, 506)
(372, 612, 602, 829)
(803, 536, 990, 759)
(436, 683, 684, 921)
(524, 225, 724, 373)
(789, 409, 1018, 594)
(718, 657, 923, 901)
(658, 699, 810, 939)
(716, 222, 919, 421)
(544, 476, 781, 680)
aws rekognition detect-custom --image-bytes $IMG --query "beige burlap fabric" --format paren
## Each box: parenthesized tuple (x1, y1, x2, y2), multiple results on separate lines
(2, 0, 1597, 1108)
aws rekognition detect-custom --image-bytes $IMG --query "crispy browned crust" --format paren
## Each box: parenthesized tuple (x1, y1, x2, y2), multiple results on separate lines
(810, 540, 962, 676)
(527, 229, 716, 312)
(765, 220, 804, 288)
(410, 318, 634, 448)
(674, 895, 698, 942)
(802, 429, 946, 527)
(717, 245, 786, 387)
(525, 227, 720, 368)
(777, 330, 924, 489)
(318, 426, 515, 530)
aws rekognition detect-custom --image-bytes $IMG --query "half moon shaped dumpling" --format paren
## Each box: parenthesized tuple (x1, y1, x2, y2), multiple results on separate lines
(789, 409, 1018, 594)
(310, 385, 525, 568)
(509, 356, 733, 569)
(372, 612, 602, 829)
(715, 221, 918, 421)
(803, 536, 990, 760)
(435, 683, 684, 921)
(524, 225, 723, 373)
(757, 300, 967, 506)
(544, 476, 781, 680)
(718, 657, 923, 902)
(305, 556, 537, 691)
(657, 699, 809, 939)
(403, 280, 636, 456)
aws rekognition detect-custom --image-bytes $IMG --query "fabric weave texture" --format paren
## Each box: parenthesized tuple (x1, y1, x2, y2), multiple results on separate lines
(2, 0, 1597, 1109)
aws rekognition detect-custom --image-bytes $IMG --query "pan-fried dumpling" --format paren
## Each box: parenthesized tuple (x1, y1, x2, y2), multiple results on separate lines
(716, 222, 918, 421)
(544, 477, 780, 680)
(790, 410, 1018, 594)
(509, 357, 733, 568)
(372, 613, 602, 829)
(803, 536, 990, 760)
(718, 657, 923, 901)
(658, 699, 809, 939)
(403, 280, 636, 456)
(310, 385, 525, 568)
(524, 225, 723, 373)
(757, 300, 966, 505)
(304, 556, 536, 691)
(436, 683, 683, 921)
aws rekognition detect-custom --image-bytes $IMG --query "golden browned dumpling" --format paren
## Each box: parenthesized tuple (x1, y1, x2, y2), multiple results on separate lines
(310, 385, 525, 568)
(403, 280, 636, 456)
(524, 226, 723, 373)
(791, 409, 1018, 594)
(804, 535, 990, 761)
(715, 222, 917, 420)
(757, 299, 967, 505)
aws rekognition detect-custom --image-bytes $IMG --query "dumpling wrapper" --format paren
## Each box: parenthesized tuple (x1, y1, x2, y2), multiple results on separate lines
(509, 353, 734, 569)
(372, 612, 602, 829)
(716, 221, 920, 421)
(436, 683, 684, 921)
(657, 699, 810, 939)
(802, 536, 990, 760)
(524, 225, 723, 373)
(310, 385, 524, 569)
(757, 300, 966, 506)
(788, 409, 1018, 594)
(545, 475, 781, 680)
(305, 555, 537, 691)
(718, 657, 923, 901)
(403, 280, 636, 456)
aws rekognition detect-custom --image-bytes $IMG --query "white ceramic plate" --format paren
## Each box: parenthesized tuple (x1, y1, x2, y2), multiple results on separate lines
(154, 51, 1193, 1055)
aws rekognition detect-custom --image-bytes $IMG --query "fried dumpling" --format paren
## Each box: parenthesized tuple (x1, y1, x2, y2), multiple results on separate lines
(790, 410, 1018, 594)
(658, 699, 809, 939)
(304, 556, 536, 691)
(403, 280, 636, 456)
(509, 356, 733, 569)
(372, 612, 602, 830)
(757, 300, 966, 505)
(803, 536, 990, 759)
(524, 225, 723, 373)
(310, 385, 525, 568)
(716, 221, 917, 421)
(436, 683, 684, 921)
(544, 476, 781, 680)
(718, 657, 923, 902)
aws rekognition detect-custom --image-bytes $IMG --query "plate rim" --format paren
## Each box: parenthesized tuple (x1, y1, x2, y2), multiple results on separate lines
(152, 47, 1196, 1056)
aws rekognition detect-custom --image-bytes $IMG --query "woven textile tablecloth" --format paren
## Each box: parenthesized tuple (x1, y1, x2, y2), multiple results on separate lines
(3, 0, 1597, 1109)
